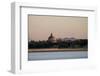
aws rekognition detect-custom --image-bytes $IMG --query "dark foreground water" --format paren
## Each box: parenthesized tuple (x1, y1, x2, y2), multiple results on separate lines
(28, 51, 88, 61)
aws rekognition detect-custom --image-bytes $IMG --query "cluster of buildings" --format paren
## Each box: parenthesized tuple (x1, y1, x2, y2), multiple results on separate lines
(28, 33, 87, 48)
(48, 33, 76, 43)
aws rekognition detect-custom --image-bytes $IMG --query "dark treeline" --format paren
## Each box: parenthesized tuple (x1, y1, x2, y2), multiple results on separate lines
(28, 39, 88, 49)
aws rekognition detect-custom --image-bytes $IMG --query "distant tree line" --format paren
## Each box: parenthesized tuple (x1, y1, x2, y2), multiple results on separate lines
(28, 39, 88, 49)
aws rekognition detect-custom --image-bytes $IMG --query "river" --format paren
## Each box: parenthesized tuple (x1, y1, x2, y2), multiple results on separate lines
(28, 51, 87, 61)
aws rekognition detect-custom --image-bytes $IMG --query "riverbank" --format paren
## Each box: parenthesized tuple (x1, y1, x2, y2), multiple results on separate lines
(28, 48, 88, 52)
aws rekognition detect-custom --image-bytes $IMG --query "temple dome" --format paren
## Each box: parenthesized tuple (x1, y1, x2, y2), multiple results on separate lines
(48, 33, 56, 43)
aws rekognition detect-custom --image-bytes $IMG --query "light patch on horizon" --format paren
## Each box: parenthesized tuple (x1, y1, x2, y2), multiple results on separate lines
(28, 15, 88, 41)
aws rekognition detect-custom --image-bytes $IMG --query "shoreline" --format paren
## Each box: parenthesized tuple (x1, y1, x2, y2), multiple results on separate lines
(28, 48, 88, 53)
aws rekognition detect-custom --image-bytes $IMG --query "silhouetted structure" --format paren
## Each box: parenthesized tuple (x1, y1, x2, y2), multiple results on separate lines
(28, 33, 88, 49)
(48, 33, 56, 43)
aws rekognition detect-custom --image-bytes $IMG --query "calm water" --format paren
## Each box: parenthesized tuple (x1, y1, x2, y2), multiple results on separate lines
(28, 51, 87, 61)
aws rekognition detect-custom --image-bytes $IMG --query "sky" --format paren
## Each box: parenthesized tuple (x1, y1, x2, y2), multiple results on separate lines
(28, 15, 88, 41)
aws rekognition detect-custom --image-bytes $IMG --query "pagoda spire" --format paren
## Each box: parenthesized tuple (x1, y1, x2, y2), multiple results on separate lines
(50, 33, 53, 37)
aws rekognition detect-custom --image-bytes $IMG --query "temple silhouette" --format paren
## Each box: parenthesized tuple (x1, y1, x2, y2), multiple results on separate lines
(48, 33, 56, 43)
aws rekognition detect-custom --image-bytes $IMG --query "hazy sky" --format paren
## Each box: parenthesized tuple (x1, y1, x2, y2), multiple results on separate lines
(28, 15, 88, 41)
